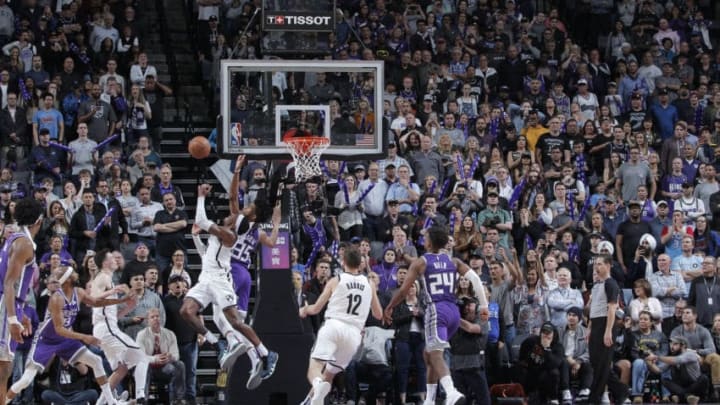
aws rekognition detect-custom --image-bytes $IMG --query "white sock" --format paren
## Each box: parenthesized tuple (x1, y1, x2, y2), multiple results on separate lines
(134, 358, 150, 399)
(247, 343, 260, 368)
(311, 377, 325, 400)
(204, 330, 218, 344)
(95, 392, 106, 405)
(256, 343, 268, 357)
(100, 383, 115, 404)
(440, 375, 456, 393)
(426, 383, 438, 401)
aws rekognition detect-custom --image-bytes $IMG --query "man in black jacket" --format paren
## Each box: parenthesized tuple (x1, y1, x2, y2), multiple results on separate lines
(517, 322, 565, 404)
(94, 178, 129, 250)
(0, 92, 28, 170)
(163, 275, 198, 404)
(450, 298, 490, 404)
(69, 188, 114, 264)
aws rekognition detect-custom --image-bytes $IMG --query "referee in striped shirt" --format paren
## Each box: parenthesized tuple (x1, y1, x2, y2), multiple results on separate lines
(588, 254, 629, 404)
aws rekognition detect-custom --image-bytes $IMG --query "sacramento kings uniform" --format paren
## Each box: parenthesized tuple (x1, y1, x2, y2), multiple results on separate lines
(0, 231, 37, 360)
(29, 288, 86, 370)
(419, 252, 461, 351)
(186, 234, 237, 310)
(230, 221, 259, 313)
(311, 272, 373, 370)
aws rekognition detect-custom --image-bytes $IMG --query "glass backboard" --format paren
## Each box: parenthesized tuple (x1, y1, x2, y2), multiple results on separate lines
(219, 59, 385, 160)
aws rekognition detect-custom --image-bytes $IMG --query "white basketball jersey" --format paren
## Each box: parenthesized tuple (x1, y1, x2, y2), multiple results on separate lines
(200, 235, 233, 281)
(92, 282, 119, 326)
(324, 272, 373, 331)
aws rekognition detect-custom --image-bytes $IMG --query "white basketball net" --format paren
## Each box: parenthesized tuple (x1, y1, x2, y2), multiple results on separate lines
(284, 137, 330, 183)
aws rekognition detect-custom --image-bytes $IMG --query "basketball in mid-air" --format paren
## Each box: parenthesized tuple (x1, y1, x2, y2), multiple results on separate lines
(189, 136, 211, 159)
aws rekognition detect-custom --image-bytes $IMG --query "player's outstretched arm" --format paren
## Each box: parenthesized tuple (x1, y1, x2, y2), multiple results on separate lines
(369, 283, 383, 321)
(299, 277, 338, 318)
(455, 258, 488, 309)
(259, 203, 282, 247)
(196, 184, 235, 246)
(229, 155, 245, 215)
(78, 285, 133, 308)
(89, 271, 113, 297)
(455, 260, 488, 314)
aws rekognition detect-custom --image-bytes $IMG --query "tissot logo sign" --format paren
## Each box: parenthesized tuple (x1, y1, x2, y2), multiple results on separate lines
(263, 11, 334, 32)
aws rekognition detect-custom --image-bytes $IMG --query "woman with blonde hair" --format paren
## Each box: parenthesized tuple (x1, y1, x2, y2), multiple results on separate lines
(353, 97, 375, 135)
(512, 265, 550, 336)
(647, 151, 662, 184)
(127, 84, 152, 145)
(463, 135, 482, 164)
(334, 174, 363, 240)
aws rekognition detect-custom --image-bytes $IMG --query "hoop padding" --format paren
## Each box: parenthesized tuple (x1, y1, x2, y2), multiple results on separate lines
(284, 136, 330, 182)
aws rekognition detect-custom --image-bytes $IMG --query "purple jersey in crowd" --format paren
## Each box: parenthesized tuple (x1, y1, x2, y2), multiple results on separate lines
(662, 174, 687, 196)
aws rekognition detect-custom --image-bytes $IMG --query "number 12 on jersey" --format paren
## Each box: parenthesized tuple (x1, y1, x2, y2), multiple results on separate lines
(346, 293, 362, 315)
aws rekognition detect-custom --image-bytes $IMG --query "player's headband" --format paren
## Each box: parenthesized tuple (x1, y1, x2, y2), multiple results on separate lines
(58, 267, 74, 284)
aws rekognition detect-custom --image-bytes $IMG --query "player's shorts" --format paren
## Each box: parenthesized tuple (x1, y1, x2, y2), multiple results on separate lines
(29, 337, 85, 372)
(310, 319, 362, 372)
(424, 300, 460, 352)
(230, 261, 251, 312)
(0, 296, 24, 361)
(186, 276, 237, 310)
(93, 321, 146, 369)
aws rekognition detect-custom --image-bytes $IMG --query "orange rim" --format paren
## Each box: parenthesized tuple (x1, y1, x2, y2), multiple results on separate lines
(285, 136, 330, 155)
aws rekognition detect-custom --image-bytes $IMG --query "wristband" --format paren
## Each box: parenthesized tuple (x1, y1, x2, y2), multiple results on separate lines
(8, 316, 21, 326)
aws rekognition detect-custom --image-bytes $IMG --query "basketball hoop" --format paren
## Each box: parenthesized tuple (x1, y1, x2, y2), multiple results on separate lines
(284, 136, 330, 183)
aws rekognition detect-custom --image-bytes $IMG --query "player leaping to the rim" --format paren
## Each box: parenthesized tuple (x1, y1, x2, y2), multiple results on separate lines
(180, 184, 278, 388)
(191, 155, 282, 389)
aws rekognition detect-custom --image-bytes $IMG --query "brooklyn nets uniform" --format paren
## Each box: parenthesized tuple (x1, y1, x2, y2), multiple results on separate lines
(186, 234, 237, 310)
(311, 272, 373, 371)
